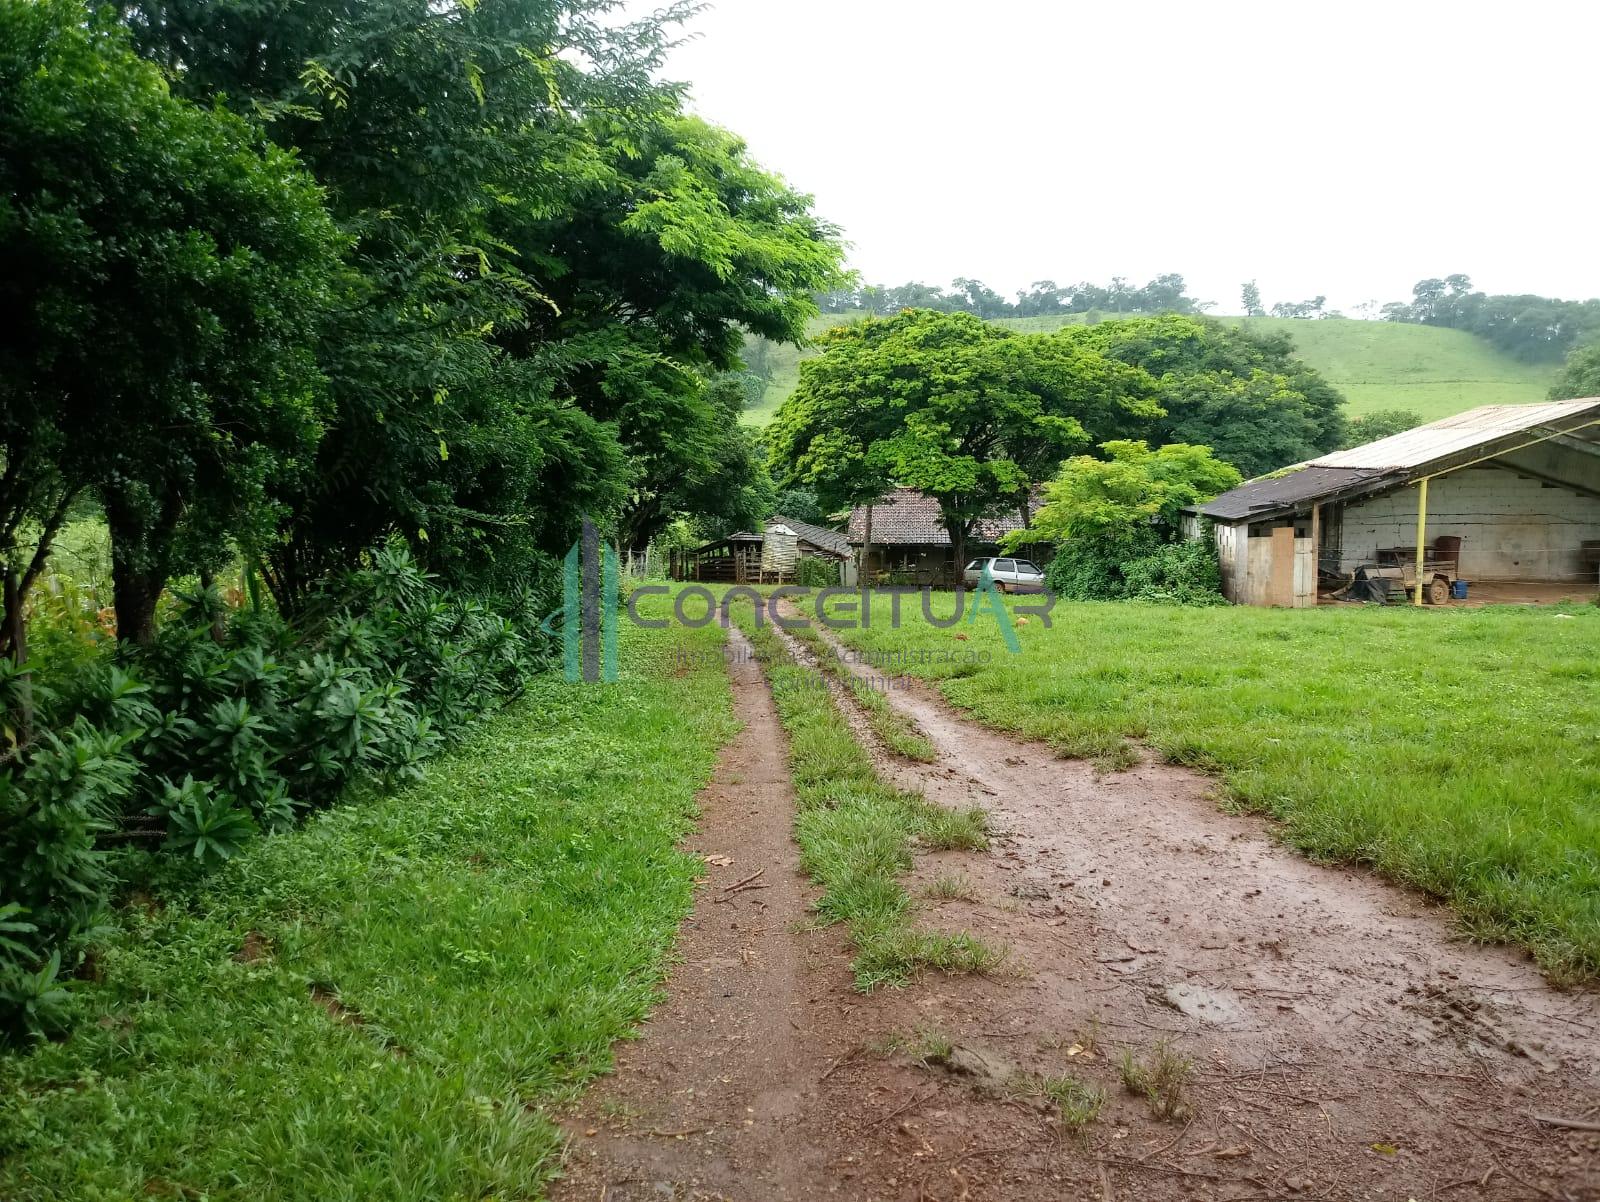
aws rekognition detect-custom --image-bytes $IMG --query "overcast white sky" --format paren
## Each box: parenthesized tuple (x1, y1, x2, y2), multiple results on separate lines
(630, 0, 1600, 315)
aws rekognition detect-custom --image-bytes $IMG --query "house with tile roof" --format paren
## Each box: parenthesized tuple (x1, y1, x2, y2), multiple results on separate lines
(844, 487, 1045, 585)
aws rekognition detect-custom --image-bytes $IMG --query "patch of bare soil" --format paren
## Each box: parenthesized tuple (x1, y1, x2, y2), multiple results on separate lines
(553, 615, 1600, 1202)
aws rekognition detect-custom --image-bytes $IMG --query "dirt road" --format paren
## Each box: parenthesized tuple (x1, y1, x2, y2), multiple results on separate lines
(553, 617, 1600, 1201)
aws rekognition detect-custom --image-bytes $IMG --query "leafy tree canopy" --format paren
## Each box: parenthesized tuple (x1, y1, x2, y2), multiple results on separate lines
(769, 310, 1160, 565)
(771, 488, 827, 524)
(1383, 274, 1600, 364)
(817, 273, 1207, 319)
(1053, 314, 1348, 477)
(1550, 340, 1600, 401)
(1342, 409, 1423, 448)
(1011, 441, 1242, 549)
(0, 0, 345, 642)
(121, 0, 846, 593)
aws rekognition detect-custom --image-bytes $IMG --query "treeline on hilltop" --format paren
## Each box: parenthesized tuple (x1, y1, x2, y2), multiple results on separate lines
(813, 271, 1600, 374)
(1380, 274, 1600, 365)
(815, 274, 1207, 319)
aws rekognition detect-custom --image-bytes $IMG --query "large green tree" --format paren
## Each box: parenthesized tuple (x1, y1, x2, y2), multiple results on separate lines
(125, 2, 844, 599)
(0, 0, 343, 644)
(1550, 340, 1600, 401)
(1342, 408, 1423, 448)
(1008, 441, 1241, 602)
(769, 310, 1160, 569)
(1055, 314, 1348, 477)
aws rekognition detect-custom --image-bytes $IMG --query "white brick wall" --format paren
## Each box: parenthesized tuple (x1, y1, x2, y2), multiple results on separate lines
(1331, 466, 1600, 580)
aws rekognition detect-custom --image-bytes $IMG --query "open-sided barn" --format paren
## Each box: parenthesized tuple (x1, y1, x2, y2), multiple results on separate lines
(675, 514, 855, 584)
(1186, 399, 1600, 607)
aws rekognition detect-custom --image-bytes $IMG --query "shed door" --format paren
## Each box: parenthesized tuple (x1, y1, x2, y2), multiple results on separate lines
(1269, 526, 1296, 606)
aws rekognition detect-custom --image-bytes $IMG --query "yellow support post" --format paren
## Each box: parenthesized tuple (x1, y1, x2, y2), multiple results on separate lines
(1413, 476, 1429, 607)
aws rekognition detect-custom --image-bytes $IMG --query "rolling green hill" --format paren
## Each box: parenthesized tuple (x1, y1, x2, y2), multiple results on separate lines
(742, 313, 1558, 427)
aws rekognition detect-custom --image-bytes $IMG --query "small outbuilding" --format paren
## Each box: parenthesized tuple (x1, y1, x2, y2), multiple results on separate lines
(675, 514, 856, 584)
(1185, 399, 1600, 607)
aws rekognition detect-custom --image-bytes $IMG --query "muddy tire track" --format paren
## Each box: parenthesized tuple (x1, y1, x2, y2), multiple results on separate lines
(791, 606, 1600, 1200)
(556, 613, 1600, 1201)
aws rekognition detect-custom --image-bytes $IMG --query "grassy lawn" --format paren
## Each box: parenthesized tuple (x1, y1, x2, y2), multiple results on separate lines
(827, 596, 1600, 979)
(0, 610, 735, 1201)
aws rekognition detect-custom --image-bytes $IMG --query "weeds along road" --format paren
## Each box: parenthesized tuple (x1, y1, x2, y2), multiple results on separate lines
(554, 607, 1600, 1202)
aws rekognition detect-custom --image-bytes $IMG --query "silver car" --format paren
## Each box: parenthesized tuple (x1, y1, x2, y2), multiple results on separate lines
(963, 556, 1046, 593)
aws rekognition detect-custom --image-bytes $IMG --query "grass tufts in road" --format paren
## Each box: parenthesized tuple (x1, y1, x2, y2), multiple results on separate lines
(923, 870, 979, 902)
(783, 621, 937, 762)
(731, 606, 999, 991)
(1120, 1040, 1194, 1122)
(833, 596, 1600, 980)
(0, 611, 736, 1202)
(1035, 1072, 1107, 1130)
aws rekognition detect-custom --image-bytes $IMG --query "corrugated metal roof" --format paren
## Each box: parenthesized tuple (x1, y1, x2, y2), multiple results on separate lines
(1196, 466, 1397, 521)
(1310, 399, 1600, 470)
(1193, 397, 1600, 524)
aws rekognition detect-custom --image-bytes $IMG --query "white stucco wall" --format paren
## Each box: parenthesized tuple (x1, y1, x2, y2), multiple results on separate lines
(1332, 466, 1600, 580)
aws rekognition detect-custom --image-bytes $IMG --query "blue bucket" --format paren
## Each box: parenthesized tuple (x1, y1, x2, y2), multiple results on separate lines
(1451, 580, 1468, 600)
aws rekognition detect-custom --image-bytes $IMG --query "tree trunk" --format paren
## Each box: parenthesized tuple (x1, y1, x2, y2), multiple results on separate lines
(199, 568, 226, 643)
(2, 566, 32, 739)
(949, 518, 968, 592)
(860, 503, 873, 587)
(110, 559, 163, 646)
(105, 487, 175, 646)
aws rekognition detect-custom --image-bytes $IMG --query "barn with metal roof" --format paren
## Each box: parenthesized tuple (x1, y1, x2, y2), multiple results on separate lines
(1185, 399, 1600, 607)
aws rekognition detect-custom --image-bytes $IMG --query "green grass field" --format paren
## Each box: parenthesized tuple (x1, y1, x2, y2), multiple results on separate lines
(828, 596, 1600, 980)
(0, 607, 736, 1202)
(742, 313, 1558, 426)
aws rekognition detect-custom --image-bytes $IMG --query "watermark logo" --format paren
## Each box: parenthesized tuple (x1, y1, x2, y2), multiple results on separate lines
(546, 516, 1054, 684)
(559, 517, 619, 683)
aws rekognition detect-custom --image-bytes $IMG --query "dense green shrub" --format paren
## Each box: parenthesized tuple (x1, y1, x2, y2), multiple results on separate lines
(793, 556, 842, 588)
(1122, 539, 1226, 605)
(1043, 529, 1160, 601)
(1044, 532, 1224, 605)
(0, 545, 546, 1039)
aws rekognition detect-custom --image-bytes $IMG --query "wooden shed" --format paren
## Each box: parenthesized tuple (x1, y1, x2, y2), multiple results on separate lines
(676, 514, 855, 584)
